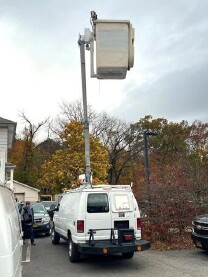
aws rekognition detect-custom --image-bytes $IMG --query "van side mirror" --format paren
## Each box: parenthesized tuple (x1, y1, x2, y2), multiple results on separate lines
(50, 204, 56, 210)
(53, 204, 60, 212)
(48, 205, 59, 220)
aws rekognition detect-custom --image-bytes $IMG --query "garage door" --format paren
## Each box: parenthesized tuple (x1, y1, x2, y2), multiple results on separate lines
(15, 193, 25, 202)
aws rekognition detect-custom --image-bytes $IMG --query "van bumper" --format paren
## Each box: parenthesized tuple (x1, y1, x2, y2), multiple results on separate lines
(77, 239, 150, 255)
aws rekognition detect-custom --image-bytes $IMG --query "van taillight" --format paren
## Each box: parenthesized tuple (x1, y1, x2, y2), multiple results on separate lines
(77, 220, 84, 233)
(137, 218, 142, 230)
(124, 235, 133, 241)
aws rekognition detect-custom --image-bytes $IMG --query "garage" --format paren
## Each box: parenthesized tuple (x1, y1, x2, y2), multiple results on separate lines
(7, 180, 40, 202)
(14, 193, 25, 202)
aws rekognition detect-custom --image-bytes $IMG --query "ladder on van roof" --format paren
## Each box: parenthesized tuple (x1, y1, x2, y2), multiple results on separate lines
(81, 184, 133, 191)
(63, 183, 133, 193)
(92, 184, 132, 189)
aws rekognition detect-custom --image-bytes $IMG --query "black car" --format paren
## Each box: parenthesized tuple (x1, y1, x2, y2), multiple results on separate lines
(191, 214, 208, 251)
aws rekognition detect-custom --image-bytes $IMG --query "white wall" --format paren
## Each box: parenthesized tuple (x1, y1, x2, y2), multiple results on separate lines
(12, 181, 39, 202)
(0, 128, 8, 160)
(0, 150, 6, 184)
(0, 128, 8, 184)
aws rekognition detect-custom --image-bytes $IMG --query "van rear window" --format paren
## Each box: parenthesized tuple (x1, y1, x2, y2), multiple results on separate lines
(87, 193, 109, 213)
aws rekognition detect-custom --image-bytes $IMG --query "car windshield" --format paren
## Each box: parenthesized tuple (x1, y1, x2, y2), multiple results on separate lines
(41, 201, 57, 208)
(32, 203, 46, 213)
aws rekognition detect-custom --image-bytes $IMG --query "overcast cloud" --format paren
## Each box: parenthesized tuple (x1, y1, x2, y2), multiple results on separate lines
(0, 0, 208, 137)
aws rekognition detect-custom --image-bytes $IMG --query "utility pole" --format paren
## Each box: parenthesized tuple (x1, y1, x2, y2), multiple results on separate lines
(78, 11, 134, 184)
(78, 34, 91, 183)
(77, 12, 97, 183)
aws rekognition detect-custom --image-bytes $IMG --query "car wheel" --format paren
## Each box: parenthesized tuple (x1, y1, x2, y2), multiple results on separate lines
(122, 252, 134, 259)
(68, 236, 80, 262)
(51, 226, 60, 244)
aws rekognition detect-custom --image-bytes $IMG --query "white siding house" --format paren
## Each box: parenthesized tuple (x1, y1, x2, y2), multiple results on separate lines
(0, 117, 16, 151)
(0, 117, 40, 202)
(0, 117, 16, 185)
(0, 127, 8, 160)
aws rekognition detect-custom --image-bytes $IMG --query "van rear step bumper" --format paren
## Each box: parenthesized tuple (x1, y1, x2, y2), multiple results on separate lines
(78, 239, 150, 255)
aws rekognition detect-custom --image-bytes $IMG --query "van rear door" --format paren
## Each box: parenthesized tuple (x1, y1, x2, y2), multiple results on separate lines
(85, 192, 112, 240)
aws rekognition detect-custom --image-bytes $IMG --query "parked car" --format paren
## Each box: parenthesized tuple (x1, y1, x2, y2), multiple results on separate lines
(191, 213, 208, 251)
(0, 185, 23, 277)
(41, 201, 58, 211)
(31, 202, 51, 236)
(52, 184, 150, 262)
(41, 201, 58, 220)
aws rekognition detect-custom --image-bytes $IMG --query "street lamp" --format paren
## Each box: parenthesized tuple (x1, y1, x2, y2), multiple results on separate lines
(144, 131, 158, 207)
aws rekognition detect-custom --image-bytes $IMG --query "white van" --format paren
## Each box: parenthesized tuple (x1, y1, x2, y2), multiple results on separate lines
(0, 185, 23, 277)
(52, 184, 150, 262)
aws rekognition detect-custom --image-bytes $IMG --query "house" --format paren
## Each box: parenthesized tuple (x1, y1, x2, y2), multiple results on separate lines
(0, 117, 16, 185)
(0, 117, 16, 151)
(0, 117, 40, 201)
(6, 180, 40, 202)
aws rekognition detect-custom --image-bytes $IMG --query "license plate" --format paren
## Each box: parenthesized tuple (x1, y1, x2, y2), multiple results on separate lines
(33, 224, 38, 228)
(196, 241, 202, 248)
(119, 212, 125, 217)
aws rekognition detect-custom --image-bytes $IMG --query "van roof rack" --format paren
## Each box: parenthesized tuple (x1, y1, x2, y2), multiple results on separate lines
(64, 183, 133, 193)
(79, 184, 132, 191)
(92, 184, 131, 189)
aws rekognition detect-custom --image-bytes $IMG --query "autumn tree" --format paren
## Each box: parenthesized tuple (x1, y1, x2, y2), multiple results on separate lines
(8, 139, 27, 182)
(131, 115, 190, 181)
(184, 120, 208, 212)
(131, 116, 198, 245)
(51, 100, 97, 138)
(8, 112, 49, 186)
(52, 100, 138, 185)
(38, 120, 110, 193)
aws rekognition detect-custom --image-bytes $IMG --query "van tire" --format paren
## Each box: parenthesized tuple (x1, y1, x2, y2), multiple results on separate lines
(51, 226, 60, 244)
(68, 237, 80, 262)
(122, 252, 134, 259)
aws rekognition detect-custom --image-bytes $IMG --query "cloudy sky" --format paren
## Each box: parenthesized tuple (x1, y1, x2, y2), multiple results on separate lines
(0, 0, 208, 137)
